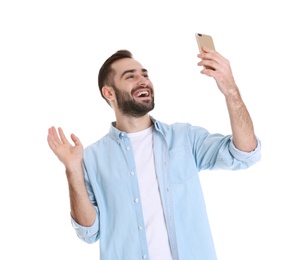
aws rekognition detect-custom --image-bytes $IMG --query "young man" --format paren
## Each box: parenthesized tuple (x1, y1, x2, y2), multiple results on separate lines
(47, 48, 261, 260)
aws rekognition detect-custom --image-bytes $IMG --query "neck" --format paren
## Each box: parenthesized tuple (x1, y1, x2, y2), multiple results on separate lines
(114, 113, 153, 133)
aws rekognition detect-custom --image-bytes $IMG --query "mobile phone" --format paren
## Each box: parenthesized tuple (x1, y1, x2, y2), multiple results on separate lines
(195, 33, 215, 53)
(195, 33, 215, 69)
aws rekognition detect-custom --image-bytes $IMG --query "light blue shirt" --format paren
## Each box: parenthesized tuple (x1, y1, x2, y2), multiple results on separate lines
(71, 117, 261, 260)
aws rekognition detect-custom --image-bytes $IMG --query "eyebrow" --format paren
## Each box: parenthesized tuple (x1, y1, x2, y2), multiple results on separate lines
(120, 68, 148, 79)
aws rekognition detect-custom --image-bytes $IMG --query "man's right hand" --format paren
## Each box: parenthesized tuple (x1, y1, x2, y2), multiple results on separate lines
(47, 126, 96, 225)
(47, 126, 84, 172)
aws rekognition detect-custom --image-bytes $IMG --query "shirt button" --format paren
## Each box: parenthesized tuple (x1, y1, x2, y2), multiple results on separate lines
(142, 255, 147, 259)
(138, 226, 143, 230)
(121, 133, 125, 136)
(126, 146, 130, 150)
(130, 171, 135, 176)
(134, 198, 139, 203)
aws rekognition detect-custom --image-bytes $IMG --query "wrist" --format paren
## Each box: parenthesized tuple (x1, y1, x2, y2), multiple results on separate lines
(65, 164, 84, 182)
(225, 86, 243, 105)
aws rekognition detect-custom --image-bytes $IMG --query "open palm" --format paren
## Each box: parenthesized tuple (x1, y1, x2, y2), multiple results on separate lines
(47, 126, 84, 170)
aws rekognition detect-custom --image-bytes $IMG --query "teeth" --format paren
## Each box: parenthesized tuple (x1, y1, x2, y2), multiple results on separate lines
(137, 91, 149, 97)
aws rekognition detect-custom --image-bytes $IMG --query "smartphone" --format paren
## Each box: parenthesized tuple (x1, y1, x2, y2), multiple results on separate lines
(195, 33, 215, 53)
(195, 33, 215, 69)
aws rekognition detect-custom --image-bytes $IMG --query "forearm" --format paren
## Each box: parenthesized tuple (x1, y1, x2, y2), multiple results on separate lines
(197, 48, 258, 152)
(225, 87, 257, 152)
(66, 167, 96, 227)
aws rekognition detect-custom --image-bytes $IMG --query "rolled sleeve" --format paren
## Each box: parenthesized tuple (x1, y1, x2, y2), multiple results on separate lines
(70, 206, 100, 244)
(228, 136, 261, 167)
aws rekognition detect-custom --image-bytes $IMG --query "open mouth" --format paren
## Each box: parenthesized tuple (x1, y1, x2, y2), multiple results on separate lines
(133, 88, 151, 99)
(137, 90, 149, 97)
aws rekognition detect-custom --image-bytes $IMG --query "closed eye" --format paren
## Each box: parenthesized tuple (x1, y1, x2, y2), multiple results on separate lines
(121, 69, 149, 80)
(126, 74, 134, 79)
(126, 74, 149, 80)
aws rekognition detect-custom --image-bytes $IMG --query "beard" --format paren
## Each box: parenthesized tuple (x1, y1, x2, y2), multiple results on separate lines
(113, 84, 155, 118)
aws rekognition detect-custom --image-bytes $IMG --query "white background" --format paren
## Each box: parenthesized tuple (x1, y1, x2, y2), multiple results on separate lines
(1, 0, 297, 259)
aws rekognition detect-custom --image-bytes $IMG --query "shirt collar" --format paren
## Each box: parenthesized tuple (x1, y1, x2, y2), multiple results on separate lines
(108, 115, 162, 141)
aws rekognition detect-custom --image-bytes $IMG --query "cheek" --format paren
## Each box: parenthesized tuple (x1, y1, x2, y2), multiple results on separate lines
(118, 81, 134, 91)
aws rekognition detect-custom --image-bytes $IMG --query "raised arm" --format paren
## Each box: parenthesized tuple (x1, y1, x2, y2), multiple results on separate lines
(47, 126, 96, 226)
(197, 47, 257, 152)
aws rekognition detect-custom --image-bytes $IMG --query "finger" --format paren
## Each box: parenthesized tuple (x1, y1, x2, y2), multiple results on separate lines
(58, 127, 70, 144)
(200, 68, 215, 77)
(200, 49, 227, 68)
(47, 126, 62, 145)
(49, 126, 60, 140)
(201, 46, 213, 53)
(198, 60, 218, 71)
(47, 132, 54, 150)
(71, 133, 82, 147)
(47, 128, 60, 151)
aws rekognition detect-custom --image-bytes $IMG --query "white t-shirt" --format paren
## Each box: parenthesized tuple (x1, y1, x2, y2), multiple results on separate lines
(128, 126, 173, 260)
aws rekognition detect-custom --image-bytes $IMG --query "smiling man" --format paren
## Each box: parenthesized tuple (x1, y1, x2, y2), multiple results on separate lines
(104, 58, 155, 119)
(47, 49, 261, 260)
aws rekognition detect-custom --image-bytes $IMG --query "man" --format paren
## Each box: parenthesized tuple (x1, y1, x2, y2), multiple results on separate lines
(47, 47, 261, 260)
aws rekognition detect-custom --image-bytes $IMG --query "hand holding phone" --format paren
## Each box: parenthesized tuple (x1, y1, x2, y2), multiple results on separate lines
(195, 33, 215, 69)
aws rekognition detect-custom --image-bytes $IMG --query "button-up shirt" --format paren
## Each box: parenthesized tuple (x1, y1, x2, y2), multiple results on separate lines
(71, 117, 261, 260)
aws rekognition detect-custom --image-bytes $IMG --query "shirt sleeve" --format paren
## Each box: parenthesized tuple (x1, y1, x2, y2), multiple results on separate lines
(70, 206, 100, 244)
(227, 136, 262, 169)
(191, 125, 261, 170)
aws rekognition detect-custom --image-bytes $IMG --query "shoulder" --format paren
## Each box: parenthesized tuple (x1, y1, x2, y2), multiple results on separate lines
(84, 133, 111, 152)
(154, 119, 209, 136)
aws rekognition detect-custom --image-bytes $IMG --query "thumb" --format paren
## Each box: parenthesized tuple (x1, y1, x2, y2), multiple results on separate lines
(70, 133, 82, 147)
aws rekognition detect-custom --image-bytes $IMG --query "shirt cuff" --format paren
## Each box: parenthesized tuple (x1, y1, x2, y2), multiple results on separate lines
(70, 206, 99, 239)
(229, 136, 261, 161)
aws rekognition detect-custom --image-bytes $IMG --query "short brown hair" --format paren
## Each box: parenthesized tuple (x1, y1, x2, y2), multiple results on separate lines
(98, 50, 133, 102)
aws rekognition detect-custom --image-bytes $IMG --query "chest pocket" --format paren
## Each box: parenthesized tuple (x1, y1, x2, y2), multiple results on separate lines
(168, 145, 198, 184)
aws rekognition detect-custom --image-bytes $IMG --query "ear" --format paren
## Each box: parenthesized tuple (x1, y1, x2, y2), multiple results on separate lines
(102, 85, 116, 102)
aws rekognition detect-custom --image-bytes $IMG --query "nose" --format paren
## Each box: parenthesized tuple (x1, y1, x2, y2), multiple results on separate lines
(139, 75, 149, 86)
